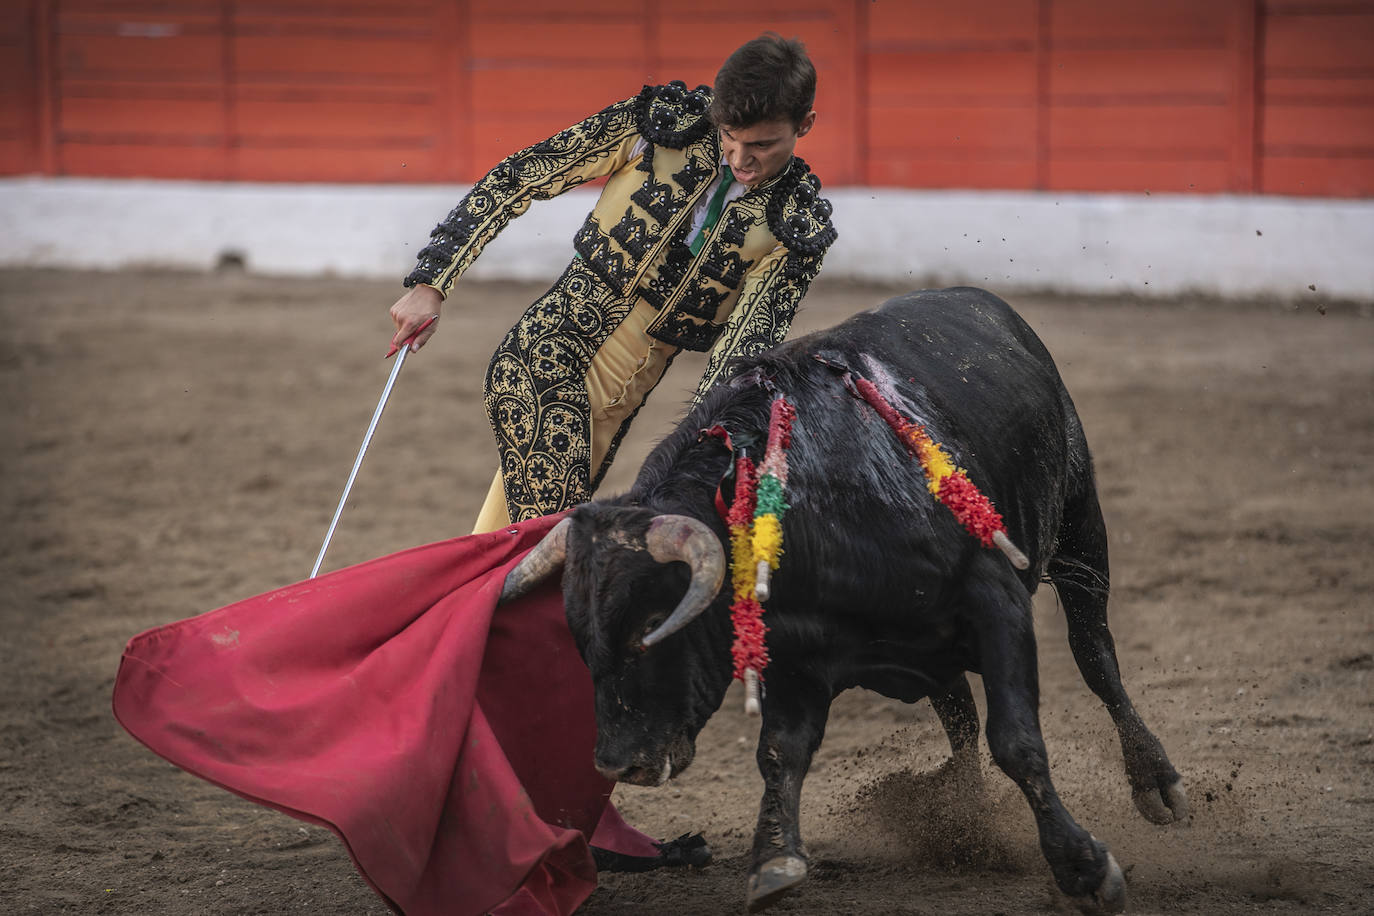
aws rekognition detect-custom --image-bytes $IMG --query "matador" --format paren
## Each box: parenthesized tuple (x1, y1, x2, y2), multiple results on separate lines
(388, 35, 838, 533)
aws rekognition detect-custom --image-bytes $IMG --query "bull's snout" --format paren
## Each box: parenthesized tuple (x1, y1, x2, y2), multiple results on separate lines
(596, 756, 672, 787)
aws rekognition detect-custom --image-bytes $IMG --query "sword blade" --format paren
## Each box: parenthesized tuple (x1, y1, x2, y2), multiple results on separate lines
(309, 314, 436, 579)
(310, 345, 410, 579)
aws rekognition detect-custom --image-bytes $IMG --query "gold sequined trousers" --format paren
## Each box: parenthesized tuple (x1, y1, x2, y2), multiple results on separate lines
(473, 259, 677, 533)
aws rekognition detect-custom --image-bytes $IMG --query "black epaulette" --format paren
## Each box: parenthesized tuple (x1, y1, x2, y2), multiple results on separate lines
(636, 80, 715, 149)
(766, 157, 837, 257)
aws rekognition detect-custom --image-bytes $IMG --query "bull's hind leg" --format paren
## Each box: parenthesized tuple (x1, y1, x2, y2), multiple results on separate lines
(965, 561, 1125, 914)
(1050, 484, 1188, 824)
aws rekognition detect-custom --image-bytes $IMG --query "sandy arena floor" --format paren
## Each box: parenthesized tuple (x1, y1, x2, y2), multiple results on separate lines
(1, 268, 1370, 914)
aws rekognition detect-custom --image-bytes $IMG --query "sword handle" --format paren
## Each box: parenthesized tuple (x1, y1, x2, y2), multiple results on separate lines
(385, 314, 438, 359)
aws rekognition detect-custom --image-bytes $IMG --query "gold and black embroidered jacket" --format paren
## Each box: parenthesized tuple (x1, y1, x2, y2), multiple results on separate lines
(404, 81, 837, 522)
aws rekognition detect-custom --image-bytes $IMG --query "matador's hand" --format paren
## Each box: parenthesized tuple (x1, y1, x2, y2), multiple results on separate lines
(388, 285, 443, 353)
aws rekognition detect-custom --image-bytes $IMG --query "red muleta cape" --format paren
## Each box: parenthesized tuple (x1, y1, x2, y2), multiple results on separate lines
(113, 514, 649, 915)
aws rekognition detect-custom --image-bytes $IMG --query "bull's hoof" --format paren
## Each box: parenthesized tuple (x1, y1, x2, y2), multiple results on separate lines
(1133, 776, 1190, 824)
(746, 855, 807, 912)
(1073, 851, 1126, 915)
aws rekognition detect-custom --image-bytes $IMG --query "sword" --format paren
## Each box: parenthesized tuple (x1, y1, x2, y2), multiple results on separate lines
(309, 315, 437, 579)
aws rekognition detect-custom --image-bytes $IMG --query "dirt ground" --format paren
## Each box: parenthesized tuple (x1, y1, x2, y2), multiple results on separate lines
(1, 268, 1371, 915)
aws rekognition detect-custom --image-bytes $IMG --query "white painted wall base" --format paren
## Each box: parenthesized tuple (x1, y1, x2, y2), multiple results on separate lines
(2, 177, 1370, 301)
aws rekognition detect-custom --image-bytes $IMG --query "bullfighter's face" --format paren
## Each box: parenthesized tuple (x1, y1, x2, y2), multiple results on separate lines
(719, 111, 816, 188)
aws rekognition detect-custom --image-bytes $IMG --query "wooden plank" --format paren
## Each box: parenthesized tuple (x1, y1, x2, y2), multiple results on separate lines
(471, 0, 644, 17)
(660, 0, 834, 16)
(1264, 74, 1374, 101)
(867, 50, 1038, 104)
(0, 1, 37, 174)
(653, 19, 848, 60)
(35, 0, 57, 174)
(59, 91, 225, 136)
(1046, 158, 1233, 192)
(831, 0, 860, 185)
(57, 2, 221, 29)
(1049, 104, 1234, 153)
(869, 105, 1037, 151)
(56, 33, 223, 79)
(468, 21, 647, 63)
(231, 145, 439, 183)
(1263, 12, 1374, 70)
(233, 97, 437, 141)
(1230, 0, 1257, 193)
(1262, 103, 1374, 148)
(1262, 0, 1374, 10)
(866, 0, 1038, 46)
(435, 0, 465, 182)
(0, 138, 32, 174)
(469, 68, 643, 116)
(232, 5, 434, 34)
(1050, 48, 1234, 98)
(1051, 0, 1234, 45)
(867, 154, 1037, 189)
(0, 85, 28, 134)
(1260, 155, 1374, 195)
(233, 35, 438, 82)
(58, 141, 227, 179)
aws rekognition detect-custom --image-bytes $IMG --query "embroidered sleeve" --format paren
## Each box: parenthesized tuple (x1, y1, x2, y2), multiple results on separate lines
(404, 95, 643, 295)
(691, 245, 826, 404)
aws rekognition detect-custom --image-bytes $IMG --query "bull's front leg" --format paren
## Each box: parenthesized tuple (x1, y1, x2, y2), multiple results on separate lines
(746, 670, 831, 913)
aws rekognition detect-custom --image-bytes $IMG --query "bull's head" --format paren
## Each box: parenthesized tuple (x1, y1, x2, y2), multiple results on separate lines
(500, 505, 733, 786)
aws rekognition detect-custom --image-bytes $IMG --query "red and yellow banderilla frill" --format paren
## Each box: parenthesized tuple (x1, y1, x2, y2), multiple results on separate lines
(852, 376, 1028, 569)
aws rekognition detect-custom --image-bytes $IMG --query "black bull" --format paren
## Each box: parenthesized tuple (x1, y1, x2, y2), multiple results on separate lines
(501, 287, 1187, 913)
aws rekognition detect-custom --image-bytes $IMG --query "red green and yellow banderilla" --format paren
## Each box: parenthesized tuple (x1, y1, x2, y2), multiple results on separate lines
(726, 395, 796, 716)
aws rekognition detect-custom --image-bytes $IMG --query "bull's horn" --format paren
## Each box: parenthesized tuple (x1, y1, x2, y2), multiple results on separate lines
(641, 515, 726, 648)
(499, 517, 571, 603)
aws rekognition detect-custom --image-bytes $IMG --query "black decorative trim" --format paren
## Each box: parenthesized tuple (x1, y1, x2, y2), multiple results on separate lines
(718, 207, 753, 248)
(783, 250, 820, 283)
(699, 248, 754, 290)
(765, 157, 838, 257)
(630, 171, 677, 224)
(678, 283, 730, 321)
(672, 155, 716, 195)
(652, 311, 723, 351)
(404, 199, 485, 287)
(608, 206, 651, 260)
(635, 81, 715, 150)
(640, 222, 696, 309)
(573, 213, 628, 289)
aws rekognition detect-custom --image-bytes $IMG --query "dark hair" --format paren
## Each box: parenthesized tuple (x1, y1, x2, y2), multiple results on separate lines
(710, 33, 816, 129)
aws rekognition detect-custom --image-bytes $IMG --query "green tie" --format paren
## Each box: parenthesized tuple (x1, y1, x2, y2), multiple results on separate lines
(690, 165, 735, 255)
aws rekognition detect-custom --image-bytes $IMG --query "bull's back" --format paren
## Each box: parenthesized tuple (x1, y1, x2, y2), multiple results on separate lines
(787, 287, 1071, 454)
(774, 287, 1084, 578)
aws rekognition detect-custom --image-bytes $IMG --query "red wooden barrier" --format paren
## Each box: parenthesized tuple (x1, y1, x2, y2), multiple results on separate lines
(0, 0, 1370, 195)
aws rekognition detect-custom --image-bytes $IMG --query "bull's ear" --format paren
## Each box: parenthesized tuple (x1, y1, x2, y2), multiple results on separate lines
(499, 517, 571, 602)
